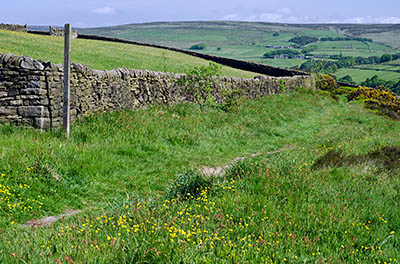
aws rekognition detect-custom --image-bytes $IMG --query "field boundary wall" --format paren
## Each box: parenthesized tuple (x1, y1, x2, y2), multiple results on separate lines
(0, 53, 314, 129)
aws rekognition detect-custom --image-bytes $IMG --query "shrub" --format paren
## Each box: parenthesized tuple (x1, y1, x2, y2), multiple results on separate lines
(167, 170, 212, 200)
(348, 86, 400, 120)
(179, 62, 222, 110)
(338, 75, 356, 85)
(316, 74, 339, 92)
(264, 49, 300, 59)
(220, 88, 246, 112)
(190, 43, 206, 50)
(289, 36, 318, 46)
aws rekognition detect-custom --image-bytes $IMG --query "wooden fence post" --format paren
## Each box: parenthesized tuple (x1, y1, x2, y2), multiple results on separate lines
(63, 23, 71, 137)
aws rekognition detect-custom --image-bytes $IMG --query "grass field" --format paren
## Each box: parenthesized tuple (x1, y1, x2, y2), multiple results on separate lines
(386, 58, 400, 65)
(335, 68, 400, 83)
(0, 89, 399, 262)
(310, 40, 391, 58)
(79, 22, 342, 49)
(0, 30, 256, 78)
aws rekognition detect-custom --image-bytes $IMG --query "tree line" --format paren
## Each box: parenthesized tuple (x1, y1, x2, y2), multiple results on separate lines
(288, 36, 373, 46)
(300, 53, 400, 74)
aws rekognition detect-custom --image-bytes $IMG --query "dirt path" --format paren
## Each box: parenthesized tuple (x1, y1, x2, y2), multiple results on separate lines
(23, 209, 81, 227)
(22, 145, 294, 227)
(200, 144, 295, 177)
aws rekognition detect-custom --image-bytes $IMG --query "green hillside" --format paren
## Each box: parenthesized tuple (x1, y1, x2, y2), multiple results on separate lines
(80, 21, 400, 85)
(0, 30, 256, 78)
(0, 88, 399, 262)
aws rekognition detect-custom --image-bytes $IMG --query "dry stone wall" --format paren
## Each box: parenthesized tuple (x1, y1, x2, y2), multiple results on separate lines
(0, 53, 314, 129)
(49, 26, 78, 40)
(78, 34, 308, 78)
(0, 23, 28, 32)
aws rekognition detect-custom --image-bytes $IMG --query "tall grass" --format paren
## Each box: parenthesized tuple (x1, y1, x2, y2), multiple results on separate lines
(0, 89, 399, 262)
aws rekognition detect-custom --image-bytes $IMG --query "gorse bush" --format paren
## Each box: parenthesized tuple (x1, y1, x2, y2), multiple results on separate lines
(167, 169, 211, 200)
(348, 86, 400, 120)
(316, 74, 339, 92)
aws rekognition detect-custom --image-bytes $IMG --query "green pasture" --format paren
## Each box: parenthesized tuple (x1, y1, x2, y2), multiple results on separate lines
(253, 58, 306, 68)
(335, 68, 400, 83)
(312, 49, 389, 58)
(361, 32, 400, 49)
(0, 30, 256, 78)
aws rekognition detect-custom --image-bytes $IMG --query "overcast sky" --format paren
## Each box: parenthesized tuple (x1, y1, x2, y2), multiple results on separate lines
(2, 0, 400, 28)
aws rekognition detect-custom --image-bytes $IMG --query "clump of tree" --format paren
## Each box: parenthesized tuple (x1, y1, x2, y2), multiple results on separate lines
(380, 54, 393, 63)
(273, 32, 280, 37)
(300, 60, 339, 74)
(338, 75, 356, 85)
(190, 43, 206, 50)
(301, 45, 317, 54)
(263, 49, 300, 58)
(320, 36, 373, 42)
(289, 36, 318, 46)
(361, 75, 400, 95)
(300, 53, 400, 75)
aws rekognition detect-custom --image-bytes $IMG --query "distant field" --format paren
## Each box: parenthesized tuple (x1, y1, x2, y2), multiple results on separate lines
(0, 30, 256, 78)
(356, 64, 400, 71)
(311, 49, 388, 58)
(252, 58, 306, 68)
(359, 32, 400, 49)
(79, 22, 342, 49)
(80, 21, 400, 84)
(386, 58, 400, 65)
(335, 68, 400, 83)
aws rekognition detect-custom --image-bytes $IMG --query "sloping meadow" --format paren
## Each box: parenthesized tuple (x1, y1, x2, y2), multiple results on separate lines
(0, 88, 399, 263)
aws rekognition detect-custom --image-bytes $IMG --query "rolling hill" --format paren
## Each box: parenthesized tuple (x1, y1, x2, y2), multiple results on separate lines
(79, 21, 400, 84)
(0, 29, 256, 78)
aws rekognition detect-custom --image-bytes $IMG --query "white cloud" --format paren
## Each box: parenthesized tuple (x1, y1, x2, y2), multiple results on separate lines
(221, 9, 400, 24)
(259, 13, 285, 22)
(221, 8, 310, 23)
(343, 16, 400, 24)
(90, 6, 116, 16)
(373, 16, 400, 23)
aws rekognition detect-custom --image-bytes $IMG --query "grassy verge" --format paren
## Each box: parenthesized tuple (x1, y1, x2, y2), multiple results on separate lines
(0, 89, 399, 262)
(0, 30, 256, 78)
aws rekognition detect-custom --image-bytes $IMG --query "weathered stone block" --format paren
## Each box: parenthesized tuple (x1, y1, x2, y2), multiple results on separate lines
(9, 100, 23, 106)
(20, 95, 40, 101)
(18, 106, 44, 117)
(34, 117, 51, 129)
(0, 106, 17, 116)
(20, 57, 44, 70)
(23, 97, 49, 106)
(20, 88, 46, 95)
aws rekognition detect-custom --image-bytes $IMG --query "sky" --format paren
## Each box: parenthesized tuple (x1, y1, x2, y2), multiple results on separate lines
(2, 0, 400, 28)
